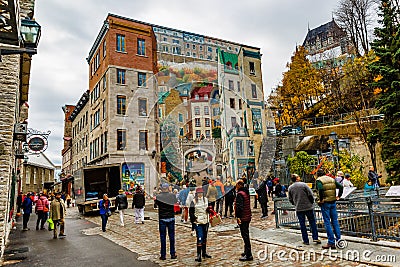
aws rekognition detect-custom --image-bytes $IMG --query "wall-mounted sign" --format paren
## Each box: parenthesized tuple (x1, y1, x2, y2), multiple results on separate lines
(25, 128, 51, 154)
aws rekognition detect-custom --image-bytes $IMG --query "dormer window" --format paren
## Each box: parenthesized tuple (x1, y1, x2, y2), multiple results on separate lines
(204, 94, 208, 100)
(195, 94, 199, 100)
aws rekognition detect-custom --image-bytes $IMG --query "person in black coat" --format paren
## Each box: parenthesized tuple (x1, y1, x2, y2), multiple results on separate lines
(132, 186, 145, 224)
(116, 189, 128, 226)
(256, 179, 268, 218)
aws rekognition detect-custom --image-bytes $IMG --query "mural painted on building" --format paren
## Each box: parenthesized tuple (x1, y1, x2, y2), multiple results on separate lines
(157, 62, 217, 86)
(122, 162, 145, 189)
(251, 108, 263, 134)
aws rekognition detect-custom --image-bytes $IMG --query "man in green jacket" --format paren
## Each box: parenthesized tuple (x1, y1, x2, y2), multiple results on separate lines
(316, 170, 343, 249)
(49, 191, 66, 239)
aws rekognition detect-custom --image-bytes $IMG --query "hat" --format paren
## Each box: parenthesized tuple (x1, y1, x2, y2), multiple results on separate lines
(118, 189, 124, 193)
(195, 187, 204, 194)
(345, 173, 350, 178)
(273, 178, 280, 183)
(161, 183, 169, 189)
(337, 171, 344, 176)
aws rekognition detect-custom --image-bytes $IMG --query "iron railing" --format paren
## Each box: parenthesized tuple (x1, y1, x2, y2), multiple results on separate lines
(274, 188, 400, 241)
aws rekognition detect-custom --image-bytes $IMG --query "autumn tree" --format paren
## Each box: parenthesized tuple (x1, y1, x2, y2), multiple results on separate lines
(276, 46, 325, 127)
(287, 151, 315, 180)
(369, 0, 400, 184)
(334, 0, 377, 56)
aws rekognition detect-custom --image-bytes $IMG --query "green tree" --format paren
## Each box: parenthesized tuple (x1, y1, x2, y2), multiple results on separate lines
(287, 151, 315, 179)
(369, 0, 400, 184)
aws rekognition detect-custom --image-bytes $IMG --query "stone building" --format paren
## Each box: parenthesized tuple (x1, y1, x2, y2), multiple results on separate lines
(0, 0, 38, 259)
(21, 153, 55, 194)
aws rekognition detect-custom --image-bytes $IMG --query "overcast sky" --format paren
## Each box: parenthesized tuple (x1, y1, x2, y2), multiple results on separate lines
(28, 0, 342, 165)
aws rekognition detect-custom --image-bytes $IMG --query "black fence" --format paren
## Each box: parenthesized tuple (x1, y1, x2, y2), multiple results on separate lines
(274, 188, 400, 241)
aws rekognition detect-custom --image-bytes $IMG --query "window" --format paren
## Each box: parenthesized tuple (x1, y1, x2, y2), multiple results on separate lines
(117, 95, 126, 115)
(33, 169, 37, 184)
(195, 118, 201, 127)
(186, 43, 190, 48)
(248, 140, 254, 156)
(139, 131, 148, 150)
(251, 84, 257, 98)
(192, 52, 196, 58)
(180, 128, 184, 136)
(239, 99, 242, 110)
(199, 45, 203, 51)
(208, 46, 212, 52)
(93, 110, 100, 128)
(117, 130, 126, 150)
(228, 80, 234, 90)
(231, 117, 237, 127)
(172, 39, 180, 44)
(192, 44, 196, 49)
(139, 99, 147, 116)
(237, 81, 240, 92)
(194, 106, 200, 115)
(205, 130, 211, 138)
(213, 107, 220, 116)
(103, 75, 107, 91)
(204, 106, 209, 115)
(103, 40, 106, 58)
(117, 69, 126, 84)
(172, 46, 181, 55)
(138, 38, 146, 56)
(104, 132, 108, 153)
(26, 167, 30, 184)
(195, 130, 201, 138)
(178, 113, 183, 122)
(205, 118, 210, 127)
(102, 100, 106, 120)
(138, 72, 146, 87)
(230, 98, 235, 109)
(116, 34, 125, 52)
(249, 62, 255, 74)
(236, 140, 244, 156)
(100, 134, 103, 155)
(195, 95, 199, 100)
(204, 94, 208, 100)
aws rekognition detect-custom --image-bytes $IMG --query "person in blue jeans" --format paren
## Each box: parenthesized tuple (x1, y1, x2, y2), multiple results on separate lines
(98, 194, 111, 232)
(155, 183, 178, 260)
(316, 169, 343, 249)
(22, 193, 33, 231)
(288, 174, 321, 245)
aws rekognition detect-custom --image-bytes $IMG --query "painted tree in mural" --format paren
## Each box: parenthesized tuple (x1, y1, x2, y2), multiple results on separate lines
(369, 0, 400, 184)
(276, 46, 325, 127)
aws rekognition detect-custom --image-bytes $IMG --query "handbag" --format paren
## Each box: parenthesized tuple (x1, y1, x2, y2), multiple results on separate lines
(106, 210, 112, 217)
(209, 209, 222, 227)
(47, 218, 54, 231)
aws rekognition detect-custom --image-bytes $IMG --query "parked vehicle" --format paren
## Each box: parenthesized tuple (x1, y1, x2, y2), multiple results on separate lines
(75, 164, 121, 214)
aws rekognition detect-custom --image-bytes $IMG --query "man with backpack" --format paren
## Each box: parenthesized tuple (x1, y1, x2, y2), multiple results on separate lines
(35, 192, 49, 230)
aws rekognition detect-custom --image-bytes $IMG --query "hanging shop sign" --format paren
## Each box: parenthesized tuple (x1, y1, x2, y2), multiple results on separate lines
(25, 128, 51, 154)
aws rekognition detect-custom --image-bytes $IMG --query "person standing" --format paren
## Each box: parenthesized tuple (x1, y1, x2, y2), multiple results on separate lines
(252, 177, 259, 209)
(206, 180, 217, 210)
(223, 178, 235, 218)
(98, 194, 111, 232)
(49, 191, 66, 238)
(335, 171, 345, 185)
(214, 176, 225, 215)
(155, 183, 177, 260)
(132, 186, 145, 224)
(368, 166, 382, 188)
(256, 178, 268, 218)
(178, 185, 189, 223)
(21, 193, 33, 231)
(288, 174, 321, 245)
(235, 179, 253, 261)
(266, 177, 273, 198)
(189, 187, 212, 262)
(316, 169, 343, 249)
(35, 192, 49, 230)
(186, 187, 196, 236)
(66, 194, 72, 208)
(343, 173, 353, 188)
(116, 189, 128, 226)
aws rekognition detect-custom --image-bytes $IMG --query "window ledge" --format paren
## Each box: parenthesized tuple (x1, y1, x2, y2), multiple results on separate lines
(136, 54, 148, 58)
(116, 50, 127, 54)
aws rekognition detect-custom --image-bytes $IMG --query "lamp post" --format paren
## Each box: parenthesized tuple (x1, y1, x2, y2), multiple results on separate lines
(329, 131, 340, 170)
(0, 17, 41, 61)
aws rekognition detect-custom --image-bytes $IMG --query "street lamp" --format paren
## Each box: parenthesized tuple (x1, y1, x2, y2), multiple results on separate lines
(329, 131, 340, 170)
(0, 17, 41, 60)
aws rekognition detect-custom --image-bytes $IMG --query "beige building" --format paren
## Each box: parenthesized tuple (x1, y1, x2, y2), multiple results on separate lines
(21, 153, 55, 194)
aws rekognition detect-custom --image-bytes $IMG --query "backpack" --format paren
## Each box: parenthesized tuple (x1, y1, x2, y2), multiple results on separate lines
(266, 180, 273, 187)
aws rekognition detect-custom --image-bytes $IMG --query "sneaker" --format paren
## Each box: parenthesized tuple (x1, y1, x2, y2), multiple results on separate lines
(159, 256, 166, 260)
(171, 254, 177, 259)
(303, 241, 310, 245)
(36, 226, 39, 230)
(142, 221, 144, 224)
(59, 234, 66, 238)
(22, 228, 29, 231)
(313, 239, 321, 244)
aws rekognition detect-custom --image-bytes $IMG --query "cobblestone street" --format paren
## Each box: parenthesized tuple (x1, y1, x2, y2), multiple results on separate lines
(79, 201, 376, 267)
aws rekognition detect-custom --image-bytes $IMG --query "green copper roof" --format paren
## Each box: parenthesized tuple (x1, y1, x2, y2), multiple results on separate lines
(158, 91, 170, 104)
